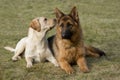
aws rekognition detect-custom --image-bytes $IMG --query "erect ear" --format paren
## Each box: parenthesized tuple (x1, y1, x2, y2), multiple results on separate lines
(55, 8, 64, 19)
(30, 19, 41, 32)
(69, 6, 79, 22)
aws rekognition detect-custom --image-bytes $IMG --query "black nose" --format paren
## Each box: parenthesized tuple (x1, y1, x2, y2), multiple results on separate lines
(62, 34, 70, 39)
(62, 30, 72, 39)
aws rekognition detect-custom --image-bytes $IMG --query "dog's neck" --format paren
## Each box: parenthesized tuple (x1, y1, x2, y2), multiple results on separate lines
(28, 28, 47, 42)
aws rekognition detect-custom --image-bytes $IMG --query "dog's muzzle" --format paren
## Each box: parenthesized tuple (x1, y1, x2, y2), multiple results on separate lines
(49, 19, 57, 30)
(62, 30, 72, 39)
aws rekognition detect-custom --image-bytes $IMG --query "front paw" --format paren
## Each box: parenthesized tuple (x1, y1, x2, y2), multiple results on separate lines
(54, 63, 59, 67)
(81, 67, 90, 73)
(65, 67, 74, 74)
(53, 61, 59, 67)
(26, 63, 33, 68)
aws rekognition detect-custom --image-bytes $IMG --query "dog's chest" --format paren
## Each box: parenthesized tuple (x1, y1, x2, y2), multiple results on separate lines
(29, 42, 47, 59)
(35, 44, 46, 54)
(64, 47, 77, 62)
(60, 45, 82, 63)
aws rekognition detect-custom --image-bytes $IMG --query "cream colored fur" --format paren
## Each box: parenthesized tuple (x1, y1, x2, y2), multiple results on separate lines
(4, 17, 59, 68)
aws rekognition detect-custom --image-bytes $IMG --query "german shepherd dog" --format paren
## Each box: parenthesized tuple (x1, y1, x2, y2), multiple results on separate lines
(48, 7, 106, 74)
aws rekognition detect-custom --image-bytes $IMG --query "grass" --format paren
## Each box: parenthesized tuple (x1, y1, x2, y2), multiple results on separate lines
(0, 0, 120, 80)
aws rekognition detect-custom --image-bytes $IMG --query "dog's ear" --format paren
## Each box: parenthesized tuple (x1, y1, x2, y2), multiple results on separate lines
(69, 6, 79, 22)
(30, 19, 41, 32)
(55, 8, 64, 19)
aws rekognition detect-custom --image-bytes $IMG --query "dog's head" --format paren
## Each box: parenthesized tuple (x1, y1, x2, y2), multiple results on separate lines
(30, 17, 56, 32)
(55, 7, 80, 40)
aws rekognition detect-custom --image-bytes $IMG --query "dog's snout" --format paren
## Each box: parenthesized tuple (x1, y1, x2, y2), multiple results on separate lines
(62, 30, 72, 39)
(62, 33, 66, 38)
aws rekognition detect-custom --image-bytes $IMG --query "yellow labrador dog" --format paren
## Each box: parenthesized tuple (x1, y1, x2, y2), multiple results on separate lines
(4, 17, 59, 68)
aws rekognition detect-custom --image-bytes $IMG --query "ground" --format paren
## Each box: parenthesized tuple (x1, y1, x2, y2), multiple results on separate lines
(0, 0, 120, 80)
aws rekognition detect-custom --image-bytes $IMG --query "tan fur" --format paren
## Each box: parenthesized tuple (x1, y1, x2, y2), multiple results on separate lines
(30, 19, 41, 32)
(48, 6, 106, 74)
(54, 7, 89, 74)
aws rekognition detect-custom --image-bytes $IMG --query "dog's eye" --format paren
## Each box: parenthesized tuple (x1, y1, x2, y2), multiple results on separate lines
(44, 18, 47, 21)
(67, 23, 73, 28)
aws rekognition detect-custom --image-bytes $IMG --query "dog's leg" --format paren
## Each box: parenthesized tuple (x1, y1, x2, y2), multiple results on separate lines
(12, 38, 26, 61)
(77, 56, 89, 73)
(25, 46, 33, 68)
(59, 58, 74, 74)
(12, 46, 25, 61)
(46, 49, 59, 67)
(77, 47, 90, 73)
(25, 57, 33, 68)
(47, 56, 59, 67)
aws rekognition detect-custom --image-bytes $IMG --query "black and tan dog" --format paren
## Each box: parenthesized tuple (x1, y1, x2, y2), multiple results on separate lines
(48, 7, 106, 74)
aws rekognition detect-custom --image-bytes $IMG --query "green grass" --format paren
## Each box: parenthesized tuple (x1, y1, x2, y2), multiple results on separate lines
(0, 0, 120, 80)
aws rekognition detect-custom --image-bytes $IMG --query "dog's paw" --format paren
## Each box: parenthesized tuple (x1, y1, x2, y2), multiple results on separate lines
(54, 63, 59, 67)
(17, 56, 22, 60)
(81, 68, 90, 73)
(26, 63, 33, 68)
(53, 61, 59, 67)
(12, 57, 18, 61)
(65, 67, 74, 74)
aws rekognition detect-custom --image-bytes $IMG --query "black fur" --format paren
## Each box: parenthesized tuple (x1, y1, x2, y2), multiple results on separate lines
(48, 35, 55, 55)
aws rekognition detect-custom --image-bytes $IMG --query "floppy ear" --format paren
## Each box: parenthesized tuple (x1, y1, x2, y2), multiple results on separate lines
(69, 6, 79, 22)
(30, 19, 41, 32)
(55, 8, 64, 19)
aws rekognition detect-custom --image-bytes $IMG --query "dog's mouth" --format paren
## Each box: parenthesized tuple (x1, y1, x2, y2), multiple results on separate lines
(62, 34, 71, 39)
(49, 24, 56, 30)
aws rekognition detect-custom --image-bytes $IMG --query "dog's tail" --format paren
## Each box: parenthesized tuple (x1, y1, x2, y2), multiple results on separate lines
(4, 46, 15, 52)
(85, 45, 106, 58)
